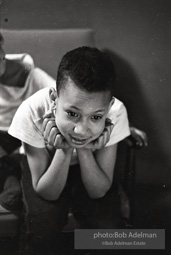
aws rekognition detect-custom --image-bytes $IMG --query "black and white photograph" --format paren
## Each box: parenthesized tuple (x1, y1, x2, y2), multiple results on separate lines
(0, 0, 170, 254)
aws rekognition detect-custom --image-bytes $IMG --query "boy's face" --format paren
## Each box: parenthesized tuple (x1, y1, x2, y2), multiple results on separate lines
(53, 77, 114, 148)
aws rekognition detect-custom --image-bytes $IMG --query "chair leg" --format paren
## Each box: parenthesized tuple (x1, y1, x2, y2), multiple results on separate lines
(119, 184, 130, 220)
(123, 147, 136, 227)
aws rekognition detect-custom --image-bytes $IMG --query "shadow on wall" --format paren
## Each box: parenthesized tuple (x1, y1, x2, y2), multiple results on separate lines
(103, 48, 169, 185)
(103, 48, 150, 128)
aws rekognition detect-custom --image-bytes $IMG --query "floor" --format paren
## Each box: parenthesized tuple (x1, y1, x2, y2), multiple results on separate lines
(60, 183, 171, 255)
(0, 183, 170, 255)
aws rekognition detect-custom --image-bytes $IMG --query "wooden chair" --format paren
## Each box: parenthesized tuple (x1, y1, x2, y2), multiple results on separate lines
(117, 127, 147, 227)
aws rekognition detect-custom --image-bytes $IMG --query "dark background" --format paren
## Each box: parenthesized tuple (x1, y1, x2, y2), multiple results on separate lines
(0, 0, 171, 187)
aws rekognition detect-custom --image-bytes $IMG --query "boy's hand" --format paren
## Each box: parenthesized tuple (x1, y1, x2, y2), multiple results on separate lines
(42, 114, 70, 149)
(84, 119, 114, 150)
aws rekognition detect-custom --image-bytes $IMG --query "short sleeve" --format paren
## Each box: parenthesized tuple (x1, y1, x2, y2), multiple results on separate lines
(105, 98, 130, 147)
(8, 95, 46, 148)
(5, 53, 34, 74)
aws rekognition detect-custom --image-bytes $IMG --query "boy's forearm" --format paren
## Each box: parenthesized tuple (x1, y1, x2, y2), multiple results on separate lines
(36, 147, 73, 200)
(76, 148, 111, 198)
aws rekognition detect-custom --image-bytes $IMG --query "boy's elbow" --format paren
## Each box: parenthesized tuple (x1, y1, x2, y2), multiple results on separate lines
(90, 190, 107, 199)
(91, 192, 106, 199)
(33, 184, 60, 201)
(90, 181, 112, 199)
(99, 178, 113, 197)
(40, 192, 60, 201)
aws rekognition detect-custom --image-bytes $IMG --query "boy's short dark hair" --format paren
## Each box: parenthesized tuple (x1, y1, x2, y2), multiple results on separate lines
(56, 46, 116, 96)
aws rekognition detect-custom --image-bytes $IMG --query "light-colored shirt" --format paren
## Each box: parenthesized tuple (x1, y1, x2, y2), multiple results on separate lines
(0, 65, 55, 131)
(9, 87, 130, 164)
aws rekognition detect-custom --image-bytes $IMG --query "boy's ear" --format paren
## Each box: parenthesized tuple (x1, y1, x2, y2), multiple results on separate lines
(108, 96, 115, 111)
(49, 87, 57, 103)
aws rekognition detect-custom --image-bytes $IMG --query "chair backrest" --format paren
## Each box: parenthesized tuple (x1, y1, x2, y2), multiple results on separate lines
(1, 29, 94, 79)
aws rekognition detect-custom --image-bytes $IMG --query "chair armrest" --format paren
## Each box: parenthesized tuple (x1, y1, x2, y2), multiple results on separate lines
(121, 126, 148, 225)
(125, 127, 148, 149)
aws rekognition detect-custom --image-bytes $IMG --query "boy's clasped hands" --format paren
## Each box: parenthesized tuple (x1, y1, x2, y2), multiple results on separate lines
(42, 113, 114, 150)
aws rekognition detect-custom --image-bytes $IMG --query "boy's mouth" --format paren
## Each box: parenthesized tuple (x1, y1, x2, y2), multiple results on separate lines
(69, 135, 88, 145)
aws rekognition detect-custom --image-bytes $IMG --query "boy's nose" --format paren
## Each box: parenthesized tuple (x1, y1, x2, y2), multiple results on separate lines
(73, 122, 88, 136)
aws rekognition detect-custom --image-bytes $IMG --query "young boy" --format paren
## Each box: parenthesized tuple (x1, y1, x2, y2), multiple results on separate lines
(9, 47, 130, 253)
(0, 32, 55, 211)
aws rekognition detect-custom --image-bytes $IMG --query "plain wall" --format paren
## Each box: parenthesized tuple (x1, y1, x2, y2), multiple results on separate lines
(1, 0, 171, 186)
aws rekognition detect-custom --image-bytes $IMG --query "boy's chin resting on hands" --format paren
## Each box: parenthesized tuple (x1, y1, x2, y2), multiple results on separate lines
(83, 122, 114, 150)
(43, 115, 114, 151)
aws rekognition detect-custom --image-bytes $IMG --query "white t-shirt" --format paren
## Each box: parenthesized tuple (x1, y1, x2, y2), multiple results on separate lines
(8, 87, 130, 164)
(0, 67, 55, 131)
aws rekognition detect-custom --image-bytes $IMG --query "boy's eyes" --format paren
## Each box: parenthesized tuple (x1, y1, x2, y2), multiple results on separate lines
(91, 115, 103, 121)
(66, 111, 79, 118)
(66, 111, 103, 121)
